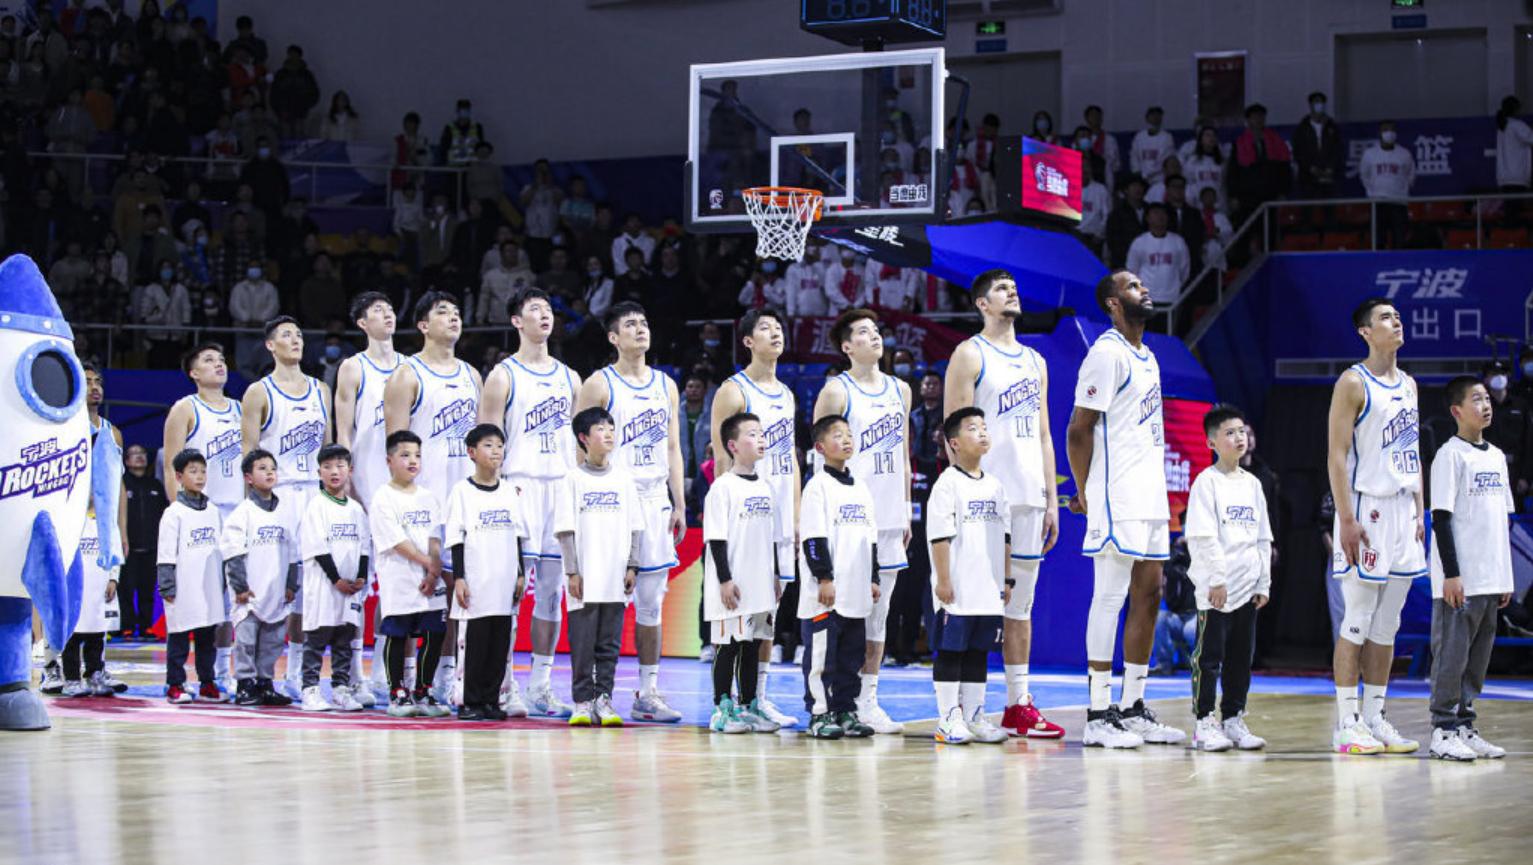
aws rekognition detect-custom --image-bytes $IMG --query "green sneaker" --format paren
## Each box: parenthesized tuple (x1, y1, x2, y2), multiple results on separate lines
(807, 713, 845, 739)
(710, 696, 750, 734)
(837, 711, 875, 738)
(740, 699, 782, 733)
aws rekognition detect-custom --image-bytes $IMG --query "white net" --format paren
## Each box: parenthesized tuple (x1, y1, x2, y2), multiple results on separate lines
(742, 187, 823, 262)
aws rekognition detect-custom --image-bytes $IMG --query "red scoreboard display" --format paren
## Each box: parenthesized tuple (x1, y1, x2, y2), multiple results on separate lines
(994, 135, 1084, 223)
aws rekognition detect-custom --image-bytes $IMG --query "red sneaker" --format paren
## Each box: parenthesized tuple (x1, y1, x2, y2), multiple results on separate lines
(1002, 700, 1065, 739)
(166, 685, 193, 704)
(197, 682, 229, 703)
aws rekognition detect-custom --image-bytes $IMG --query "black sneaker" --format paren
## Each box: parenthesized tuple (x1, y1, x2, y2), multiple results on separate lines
(837, 711, 875, 738)
(258, 680, 294, 707)
(234, 680, 262, 706)
(483, 705, 508, 722)
(807, 713, 844, 739)
(1089, 704, 1131, 729)
(458, 705, 487, 721)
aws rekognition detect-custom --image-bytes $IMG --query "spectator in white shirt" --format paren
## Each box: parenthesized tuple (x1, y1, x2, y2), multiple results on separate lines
(857, 260, 919, 312)
(477, 239, 536, 324)
(1197, 186, 1236, 270)
(738, 261, 787, 311)
(519, 158, 564, 271)
(479, 226, 531, 275)
(1495, 96, 1533, 191)
(228, 262, 280, 377)
(1130, 106, 1176, 185)
(1126, 204, 1191, 305)
(784, 243, 830, 318)
(1077, 156, 1110, 258)
(821, 248, 862, 316)
(610, 213, 655, 276)
(391, 185, 424, 270)
(1359, 120, 1415, 249)
(138, 257, 191, 368)
(1083, 105, 1121, 194)
(582, 255, 615, 321)
(1145, 155, 1183, 204)
(1183, 126, 1228, 213)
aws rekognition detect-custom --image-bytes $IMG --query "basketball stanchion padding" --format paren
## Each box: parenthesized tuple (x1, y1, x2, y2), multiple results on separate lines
(742, 186, 824, 262)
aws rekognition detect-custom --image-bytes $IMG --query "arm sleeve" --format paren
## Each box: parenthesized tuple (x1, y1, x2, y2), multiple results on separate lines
(558, 532, 579, 575)
(286, 562, 301, 594)
(708, 539, 733, 583)
(157, 563, 176, 597)
(803, 537, 832, 581)
(1073, 344, 1120, 412)
(628, 531, 642, 572)
(314, 553, 342, 584)
(1431, 510, 1460, 577)
(450, 544, 465, 581)
(870, 542, 880, 586)
(356, 555, 369, 583)
(224, 554, 249, 595)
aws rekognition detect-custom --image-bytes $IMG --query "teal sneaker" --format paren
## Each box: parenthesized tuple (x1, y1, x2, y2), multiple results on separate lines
(709, 696, 750, 734)
(837, 711, 875, 738)
(807, 713, 844, 739)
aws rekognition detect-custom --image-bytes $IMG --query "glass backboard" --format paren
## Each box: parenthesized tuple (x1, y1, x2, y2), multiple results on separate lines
(686, 47, 946, 232)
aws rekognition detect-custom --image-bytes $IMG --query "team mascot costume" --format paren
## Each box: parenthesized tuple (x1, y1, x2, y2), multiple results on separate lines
(0, 253, 113, 730)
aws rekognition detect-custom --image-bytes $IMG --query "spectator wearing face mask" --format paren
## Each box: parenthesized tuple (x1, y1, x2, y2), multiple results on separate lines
(1513, 349, 1533, 405)
(1144, 155, 1183, 203)
(1126, 203, 1190, 305)
(138, 258, 190, 368)
(821, 248, 862, 316)
(1358, 120, 1415, 249)
(1182, 126, 1228, 213)
(440, 98, 487, 168)
(784, 243, 829, 318)
(737, 260, 786, 310)
(239, 136, 290, 228)
(889, 348, 916, 382)
(1482, 361, 1532, 509)
(856, 260, 919, 312)
(1130, 106, 1175, 185)
(581, 255, 614, 321)
(1293, 91, 1342, 198)
(229, 261, 279, 376)
(611, 213, 655, 276)
(1082, 105, 1121, 194)
(318, 326, 355, 392)
(1106, 175, 1149, 268)
(1029, 110, 1058, 145)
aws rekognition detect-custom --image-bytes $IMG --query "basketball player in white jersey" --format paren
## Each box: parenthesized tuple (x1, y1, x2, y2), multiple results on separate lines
(241, 315, 334, 697)
(574, 300, 686, 723)
(1065, 272, 1185, 748)
(479, 287, 580, 718)
(384, 291, 482, 704)
(942, 270, 1065, 738)
(812, 308, 911, 734)
(332, 291, 398, 703)
(1325, 297, 1424, 754)
(708, 307, 799, 729)
(165, 345, 244, 518)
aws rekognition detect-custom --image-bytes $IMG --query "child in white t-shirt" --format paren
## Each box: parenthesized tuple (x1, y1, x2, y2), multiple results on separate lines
(299, 445, 373, 713)
(1427, 378, 1514, 761)
(1184, 405, 1273, 753)
(447, 424, 529, 722)
(797, 415, 879, 740)
(926, 407, 1011, 745)
(158, 449, 229, 704)
(557, 408, 642, 728)
(369, 430, 449, 718)
(703, 412, 784, 735)
(221, 449, 298, 707)
(59, 504, 124, 698)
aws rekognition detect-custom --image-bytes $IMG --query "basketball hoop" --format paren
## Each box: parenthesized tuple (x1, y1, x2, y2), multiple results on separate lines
(742, 186, 823, 262)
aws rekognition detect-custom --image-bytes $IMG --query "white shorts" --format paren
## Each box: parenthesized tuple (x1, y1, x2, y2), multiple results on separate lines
(279, 482, 319, 615)
(1084, 518, 1169, 561)
(1005, 507, 1046, 620)
(636, 488, 679, 575)
(1331, 489, 1427, 583)
(876, 528, 908, 572)
(711, 610, 773, 645)
(510, 475, 562, 561)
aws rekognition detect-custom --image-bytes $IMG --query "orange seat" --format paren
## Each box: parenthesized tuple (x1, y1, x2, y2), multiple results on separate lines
(1488, 227, 1530, 248)
(1414, 199, 1467, 224)
(1279, 232, 1320, 251)
(1334, 203, 1372, 225)
(1276, 206, 1309, 228)
(1443, 229, 1479, 250)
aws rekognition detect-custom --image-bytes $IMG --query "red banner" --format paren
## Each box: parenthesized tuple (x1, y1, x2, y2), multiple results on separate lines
(1162, 397, 1214, 532)
(789, 310, 970, 365)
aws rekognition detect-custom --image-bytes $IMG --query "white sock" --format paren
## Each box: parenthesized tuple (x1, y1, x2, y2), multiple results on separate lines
(1336, 685, 1359, 724)
(1004, 664, 1030, 706)
(1361, 683, 1387, 723)
(757, 667, 770, 703)
(1088, 668, 1112, 712)
(860, 672, 878, 705)
(43, 642, 58, 664)
(960, 682, 987, 724)
(935, 680, 960, 718)
(1121, 662, 1149, 707)
(639, 664, 659, 696)
(403, 652, 417, 690)
(531, 653, 554, 691)
(216, 646, 232, 679)
(286, 643, 302, 682)
(350, 637, 364, 685)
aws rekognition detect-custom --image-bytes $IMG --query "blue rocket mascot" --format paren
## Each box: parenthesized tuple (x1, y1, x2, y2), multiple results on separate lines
(0, 254, 105, 730)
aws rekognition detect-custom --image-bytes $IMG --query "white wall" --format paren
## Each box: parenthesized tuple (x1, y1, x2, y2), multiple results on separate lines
(221, 0, 1533, 161)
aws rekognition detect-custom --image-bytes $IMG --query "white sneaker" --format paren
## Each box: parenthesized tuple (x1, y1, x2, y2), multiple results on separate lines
(1429, 727, 1477, 761)
(96, 669, 129, 694)
(1121, 700, 1186, 744)
(793, 645, 804, 665)
(698, 645, 715, 663)
(1458, 727, 1506, 759)
(709, 697, 750, 734)
(283, 677, 304, 700)
(349, 682, 377, 709)
(1083, 707, 1143, 749)
(217, 675, 239, 697)
(568, 701, 594, 727)
(966, 710, 1008, 744)
(430, 664, 457, 707)
(738, 700, 782, 733)
(631, 690, 683, 723)
(753, 696, 798, 729)
(301, 686, 333, 712)
(39, 661, 64, 695)
(331, 686, 364, 712)
(61, 680, 89, 698)
(856, 696, 905, 734)
(1194, 714, 1233, 752)
(527, 683, 574, 719)
(769, 645, 783, 664)
(1333, 716, 1384, 754)
(88, 670, 116, 697)
(934, 706, 973, 744)
(1222, 714, 1266, 750)
(1366, 714, 1419, 754)
(500, 679, 530, 718)
(593, 694, 623, 727)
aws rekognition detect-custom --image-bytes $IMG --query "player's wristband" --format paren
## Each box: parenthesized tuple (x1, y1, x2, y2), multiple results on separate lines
(1005, 578, 1017, 588)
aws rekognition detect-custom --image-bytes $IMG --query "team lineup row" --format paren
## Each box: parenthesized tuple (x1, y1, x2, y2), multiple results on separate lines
(63, 267, 1507, 756)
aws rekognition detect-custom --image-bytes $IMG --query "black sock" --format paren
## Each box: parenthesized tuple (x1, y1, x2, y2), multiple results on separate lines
(417, 631, 444, 691)
(712, 641, 740, 704)
(737, 639, 760, 704)
(386, 636, 407, 692)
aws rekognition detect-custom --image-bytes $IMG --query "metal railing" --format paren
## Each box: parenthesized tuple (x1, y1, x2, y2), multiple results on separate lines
(1164, 190, 1533, 346)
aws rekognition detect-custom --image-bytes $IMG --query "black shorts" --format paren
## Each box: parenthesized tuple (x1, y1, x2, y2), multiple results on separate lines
(379, 610, 447, 638)
(928, 611, 1002, 654)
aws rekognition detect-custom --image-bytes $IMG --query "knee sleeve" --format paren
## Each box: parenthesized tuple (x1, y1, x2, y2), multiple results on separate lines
(933, 649, 964, 682)
(1367, 579, 1410, 646)
(1087, 554, 1133, 662)
(1338, 577, 1381, 646)
(1005, 559, 1041, 621)
(961, 648, 989, 682)
(865, 569, 900, 643)
(633, 572, 668, 627)
(529, 558, 566, 623)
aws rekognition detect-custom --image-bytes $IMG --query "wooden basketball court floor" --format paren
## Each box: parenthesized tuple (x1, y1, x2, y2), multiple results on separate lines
(2, 646, 1529, 865)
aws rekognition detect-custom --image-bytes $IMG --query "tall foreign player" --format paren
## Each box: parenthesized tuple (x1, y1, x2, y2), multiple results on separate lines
(943, 270, 1064, 738)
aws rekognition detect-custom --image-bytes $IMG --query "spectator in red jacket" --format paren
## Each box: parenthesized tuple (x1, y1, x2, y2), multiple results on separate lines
(1229, 103, 1292, 225)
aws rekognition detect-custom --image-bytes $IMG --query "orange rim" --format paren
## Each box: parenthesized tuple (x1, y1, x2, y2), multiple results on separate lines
(743, 186, 824, 220)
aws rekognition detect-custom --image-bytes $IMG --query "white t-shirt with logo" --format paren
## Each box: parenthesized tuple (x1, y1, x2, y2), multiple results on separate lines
(221, 496, 299, 626)
(301, 492, 371, 629)
(1429, 436, 1515, 598)
(703, 471, 780, 621)
(554, 463, 642, 608)
(1184, 465, 1274, 612)
(796, 469, 878, 620)
(446, 478, 530, 620)
(369, 483, 445, 617)
(157, 499, 226, 632)
(925, 466, 1010, 616)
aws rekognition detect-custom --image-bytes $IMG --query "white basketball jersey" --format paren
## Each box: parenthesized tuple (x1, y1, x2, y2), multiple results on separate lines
(1075, 329, 1169, 525)
(349, 354, 398, 507)
(602, 365, 671, 494)
(1347, 364, 1421, 498)
(970, 335, 1047, 509)
(732, 372, 796, 542)
(258, 375, 327, 487)
(404, 355, 480, 508)
(184, 395, 245, 510)
(840, 371, 909, 532)
(500, 356, 577, 480)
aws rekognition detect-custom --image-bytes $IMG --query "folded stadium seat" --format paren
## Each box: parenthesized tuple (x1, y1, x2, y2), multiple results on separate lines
(1488, 226, 1530, 248)
(1279, 232, 1320, 251)
(1333, 202, 1372, 225)
(1320, 231, 1365, 250)
(1415, 199, 1467, 224)
(1443, 228, 1479, 250)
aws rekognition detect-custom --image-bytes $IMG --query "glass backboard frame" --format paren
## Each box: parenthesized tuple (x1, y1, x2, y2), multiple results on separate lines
(686, 47, 946, 232)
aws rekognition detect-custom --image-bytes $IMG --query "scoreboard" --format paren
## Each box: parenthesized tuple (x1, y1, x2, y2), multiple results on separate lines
(800, 1, 947, 45)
